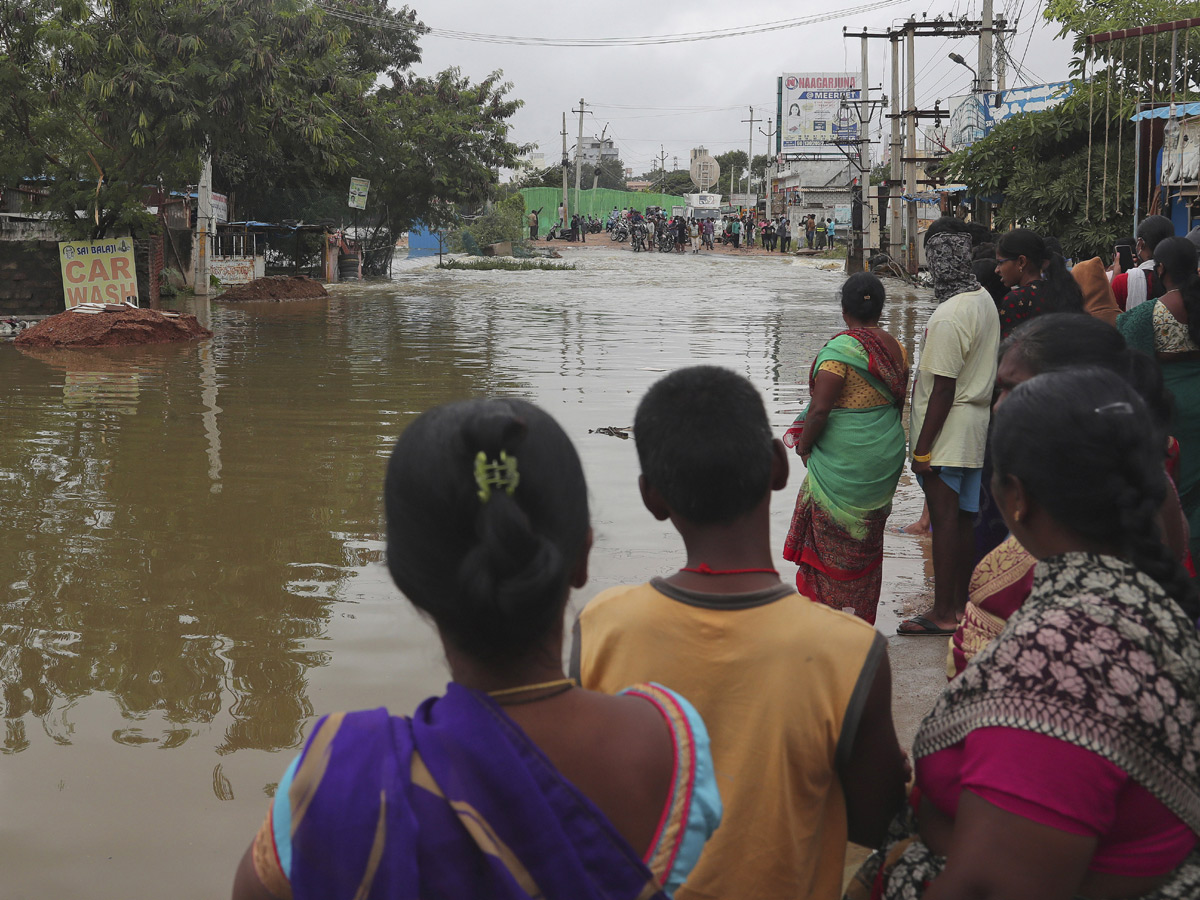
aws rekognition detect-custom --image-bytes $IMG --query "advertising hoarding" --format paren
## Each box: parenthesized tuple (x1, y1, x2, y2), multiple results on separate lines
(939, 82, 1074, 152)
(781, 73, 861, 156)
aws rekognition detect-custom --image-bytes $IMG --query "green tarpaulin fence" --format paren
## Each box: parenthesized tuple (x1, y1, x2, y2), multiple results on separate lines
(520, 187, 689, 234)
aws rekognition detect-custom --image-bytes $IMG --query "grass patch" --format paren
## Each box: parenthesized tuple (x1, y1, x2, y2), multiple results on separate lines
(437, 258, 576, 272)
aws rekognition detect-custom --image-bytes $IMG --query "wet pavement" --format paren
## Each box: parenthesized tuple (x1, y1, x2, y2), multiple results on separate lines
(0, 245, 939, 898)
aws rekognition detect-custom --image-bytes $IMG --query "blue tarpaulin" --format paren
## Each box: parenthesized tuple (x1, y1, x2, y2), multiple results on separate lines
(1131, 103, 1200, 121)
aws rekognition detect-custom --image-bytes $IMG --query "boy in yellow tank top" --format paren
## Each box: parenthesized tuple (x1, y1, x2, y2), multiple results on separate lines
(572, 366, 907, 900)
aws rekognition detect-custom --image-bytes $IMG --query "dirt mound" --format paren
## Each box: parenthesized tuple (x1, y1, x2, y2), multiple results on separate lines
(217, 276, 329, 301)
(15, 307, 212, 348)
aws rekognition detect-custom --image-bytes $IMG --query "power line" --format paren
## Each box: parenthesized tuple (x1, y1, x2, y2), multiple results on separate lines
(318, 0, 907, 47)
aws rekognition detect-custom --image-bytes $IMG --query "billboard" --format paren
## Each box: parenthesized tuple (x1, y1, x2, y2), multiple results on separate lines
(58, 238, 139, 308)
(939, 82, 1074, 152)
(781, 73, 861, 156)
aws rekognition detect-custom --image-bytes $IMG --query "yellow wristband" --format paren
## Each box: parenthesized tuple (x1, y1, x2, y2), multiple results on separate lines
(912, 452, 932, 463)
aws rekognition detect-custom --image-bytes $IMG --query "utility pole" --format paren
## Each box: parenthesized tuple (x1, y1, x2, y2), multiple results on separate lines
(573, 98, 586, 218)
(195, 154, 212, 296)
(889, 31, 902, 265)
(592, 123, 609, 191)
(742, 106, 760, 204)
(759, 117, 777, 214)
(979, 0, 994, 92)
(657, 145, 668, 193)
(996, 23, 1007, 93)
(849, 33, 871, 273)
(905, 19, 918, 275)
(561, 112, 569, 228)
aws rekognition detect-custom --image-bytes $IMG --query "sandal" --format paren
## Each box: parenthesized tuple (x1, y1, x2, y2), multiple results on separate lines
(896, 614, 955, 636)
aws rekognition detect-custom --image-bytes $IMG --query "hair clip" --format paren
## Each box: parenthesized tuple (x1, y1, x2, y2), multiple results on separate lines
(474, 451, 520, 503)
(1094, 401, 1135, 415)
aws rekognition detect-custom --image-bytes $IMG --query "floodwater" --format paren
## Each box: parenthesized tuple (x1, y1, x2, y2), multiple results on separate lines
(0, 246, 935, 899)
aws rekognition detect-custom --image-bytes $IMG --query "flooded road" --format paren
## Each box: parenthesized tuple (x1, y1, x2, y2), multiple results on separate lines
(0, 246, 935, 898)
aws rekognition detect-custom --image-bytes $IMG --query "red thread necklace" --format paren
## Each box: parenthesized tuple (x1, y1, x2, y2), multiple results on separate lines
(681, 562, 779, 576)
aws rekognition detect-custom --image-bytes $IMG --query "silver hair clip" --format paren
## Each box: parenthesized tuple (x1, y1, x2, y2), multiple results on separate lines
(1094, 402, 1135, 415)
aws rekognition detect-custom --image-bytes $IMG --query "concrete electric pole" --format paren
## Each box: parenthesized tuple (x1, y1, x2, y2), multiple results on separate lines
(573, 98, 586, 217)
(561, 112, 569, 227)
(742, 107, 760, 205)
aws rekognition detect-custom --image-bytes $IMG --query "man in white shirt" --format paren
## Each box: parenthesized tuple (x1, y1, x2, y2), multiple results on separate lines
(899, 219, 1001, 636)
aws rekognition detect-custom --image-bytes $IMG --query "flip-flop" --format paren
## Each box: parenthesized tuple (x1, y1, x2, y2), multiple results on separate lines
(897, 614, 955, 636)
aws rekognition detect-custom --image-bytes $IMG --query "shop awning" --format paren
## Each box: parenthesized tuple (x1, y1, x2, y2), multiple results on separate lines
(1131, 102, 1200, 121)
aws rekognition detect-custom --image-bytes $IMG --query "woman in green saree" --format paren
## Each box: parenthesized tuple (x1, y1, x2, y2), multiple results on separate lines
(784, 273, 909, 623)
(1118, 236, 1200, 565)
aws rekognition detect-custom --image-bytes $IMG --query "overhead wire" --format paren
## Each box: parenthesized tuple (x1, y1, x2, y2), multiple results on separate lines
(317, 0, 906, 47)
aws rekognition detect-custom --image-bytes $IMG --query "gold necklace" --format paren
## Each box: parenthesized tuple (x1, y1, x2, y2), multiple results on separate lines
(486, 677, 576, 699)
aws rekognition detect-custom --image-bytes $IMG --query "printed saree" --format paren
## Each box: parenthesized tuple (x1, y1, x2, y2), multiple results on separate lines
(784, 329, 908, 622)
(1119, 301, 1200, 565)
(947, 535, 1036, 679)
(252, 682, 705, 900)
(850, 553, 1200, 900)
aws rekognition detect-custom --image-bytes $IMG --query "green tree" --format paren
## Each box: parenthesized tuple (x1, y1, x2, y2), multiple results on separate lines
(0, 0, 524, 240)
(715, 149, 748, 177)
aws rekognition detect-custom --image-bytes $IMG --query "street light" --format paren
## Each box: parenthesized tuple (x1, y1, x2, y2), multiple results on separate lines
(948, 53, 978, 92)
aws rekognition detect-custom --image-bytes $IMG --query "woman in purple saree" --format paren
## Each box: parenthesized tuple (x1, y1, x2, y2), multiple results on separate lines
(232, 398, 719, 900)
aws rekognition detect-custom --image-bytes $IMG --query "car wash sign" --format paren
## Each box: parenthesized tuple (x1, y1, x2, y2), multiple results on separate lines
(59, 238, 139, 308)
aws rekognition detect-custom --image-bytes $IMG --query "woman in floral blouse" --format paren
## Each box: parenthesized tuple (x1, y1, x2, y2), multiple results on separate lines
(852, 368, 1200, 900)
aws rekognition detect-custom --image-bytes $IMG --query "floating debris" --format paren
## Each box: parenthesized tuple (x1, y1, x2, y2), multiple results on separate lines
(589, 426, 632, 440)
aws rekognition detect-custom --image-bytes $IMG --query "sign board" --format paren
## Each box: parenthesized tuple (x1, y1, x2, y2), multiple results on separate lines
(1163, 117, 1200, 188)
(730, 193, 759, 207)
(781, 73, 861, 156)
(348, 177, 370, 210)
(835, 205, 852, 224)
(939, 82, 1074, 152)
(212, 192, 229, 224)
(686, 193, 721, 209)
(211, 256, 258, 285)
(58, 238, 139, 308)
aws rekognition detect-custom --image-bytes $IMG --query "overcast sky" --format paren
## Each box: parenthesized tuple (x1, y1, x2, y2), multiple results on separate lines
(408, 0, 1074, 178)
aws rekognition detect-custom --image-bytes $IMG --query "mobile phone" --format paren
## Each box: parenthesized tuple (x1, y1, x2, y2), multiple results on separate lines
(1115, 243, 1134, 271)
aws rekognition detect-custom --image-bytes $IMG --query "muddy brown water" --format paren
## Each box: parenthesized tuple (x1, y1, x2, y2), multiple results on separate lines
(0, 247, 935, 898)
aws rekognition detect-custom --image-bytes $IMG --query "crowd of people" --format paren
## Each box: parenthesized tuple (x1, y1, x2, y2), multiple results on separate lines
(229, 211, 1200, 900)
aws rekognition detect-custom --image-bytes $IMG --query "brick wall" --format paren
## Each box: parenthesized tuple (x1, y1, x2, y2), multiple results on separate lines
(135, 235, 163, 308)
(0, 241, 64, 317)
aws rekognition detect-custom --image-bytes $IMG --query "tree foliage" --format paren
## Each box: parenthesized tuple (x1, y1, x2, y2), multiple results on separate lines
(0, 0, 525, 238)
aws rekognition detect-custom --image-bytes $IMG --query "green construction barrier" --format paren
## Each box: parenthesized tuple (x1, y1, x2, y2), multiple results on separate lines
(521, 187, 689, 235)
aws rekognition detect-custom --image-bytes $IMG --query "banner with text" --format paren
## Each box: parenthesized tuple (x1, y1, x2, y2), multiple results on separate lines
(781, 72, 861, 156)
(58, 238, 139, 308)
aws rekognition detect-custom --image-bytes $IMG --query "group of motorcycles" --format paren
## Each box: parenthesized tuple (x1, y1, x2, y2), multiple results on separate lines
(609, 216, 716, 253)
